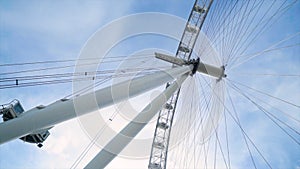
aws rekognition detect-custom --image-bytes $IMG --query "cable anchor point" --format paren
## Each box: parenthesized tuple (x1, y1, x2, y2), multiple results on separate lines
(190, 57, 200, 76)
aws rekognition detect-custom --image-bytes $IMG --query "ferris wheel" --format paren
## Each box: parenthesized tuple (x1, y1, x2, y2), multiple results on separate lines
(0, 0, 299, 168)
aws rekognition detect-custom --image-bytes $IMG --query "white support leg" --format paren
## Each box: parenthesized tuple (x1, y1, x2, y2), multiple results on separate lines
(0, 66, 193, 145)
(85, 73, 189, 169)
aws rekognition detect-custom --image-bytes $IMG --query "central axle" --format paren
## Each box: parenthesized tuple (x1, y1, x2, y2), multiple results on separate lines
(155, 52, 226, 80)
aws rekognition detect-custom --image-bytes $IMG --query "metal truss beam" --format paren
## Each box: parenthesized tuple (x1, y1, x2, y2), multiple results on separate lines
(148, 1, 214, 168)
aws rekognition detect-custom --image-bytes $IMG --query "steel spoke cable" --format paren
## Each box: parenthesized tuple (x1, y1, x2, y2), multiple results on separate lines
(0, 62, 98, 76)
(228, 0, 297, 68)
(0, 56, 155, 76)
(193, 93, 196, 169)
(228, 81, 300, 146)
(205, 90, 221, 168)
(223, 81, 272, 168)
(200, 0, 231, 57)
(204, 0, 234, 39)
(204, 0, 259, 65)
(239, 88, 300, 124)
(203, 0, 240, 47)
(227, 78, 300, 108)
(70, 118, 110, 169)
(228, 31, 300, 70)
(185, 80, 197, 169)
(200, 79, 229, 169)
(218, 0, 227, 66)
(226, 0, 270, 64)
(202, 0, 225, 40)
(193, 75, 206, 168)
(189, 75, 203, 168)
(0, 70, 157, 89)
(170, 91, 185, 165)
(172, 79, 194, 168)
(197, 75, 211, 111)
(234, 0, 297, 60)
(0, 72, 132, 89)
(195, 76, 214, 144)
(227, 83, 300, 139)
(214, 126, 229, 169)
(230, 73, 300, 77)
(196, 78, 216, 168)
(65, 76, 112, 99)
(203, 131, 212, 169)
(220, 1, 250, 65)
(222, 102, 231, 169)
(0, 56, 169, 89)
(0, 54, 154, 67)
(0, 66, 167, 82)
(182, 83, 194, 168)
(225, 0, 264, 65)
(199, 0, 232, 57)
(211, 79, 272, 168)
(218, 80, 232, 168)
(1, 57, 163, 90)
(65, 55, 162, 103)
(198, 1, 227, 56)
(70, 102, 125, 169)
(225, 85, 257, 169)
(193, 75, 214, 168)
(221, 0, 255, 64)
(199, 2, 240, 61)
(213, 132, 218, 169)
(203, 1, 250, 58)
(230, 43, 300, 65)
(0, 66, 162, 80)
(196, 77, 214, 168)
(227, 0, 283, 65)
(229, 31, 300, 70)
(0, 78, 80, 89)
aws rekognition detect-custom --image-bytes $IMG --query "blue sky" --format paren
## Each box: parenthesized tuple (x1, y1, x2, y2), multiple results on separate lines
(0, 1, 300, 169)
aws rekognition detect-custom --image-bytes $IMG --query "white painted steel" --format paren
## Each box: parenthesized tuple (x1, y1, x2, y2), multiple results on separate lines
(85, 73, 189, 169)
(0, 66, 193, 144)
(197, 62, 224, 79)
(155, 52, 186, 66)
(155, 52, 224, 79)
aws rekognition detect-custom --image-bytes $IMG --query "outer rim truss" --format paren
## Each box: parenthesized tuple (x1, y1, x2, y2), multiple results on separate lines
(148, 1, 214, 168)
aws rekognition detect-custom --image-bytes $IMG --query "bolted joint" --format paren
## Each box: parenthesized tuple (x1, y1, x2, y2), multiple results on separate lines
(221, 65, 227, 78)
(217, 65, 227, 82)
(189, 58, 200, 75)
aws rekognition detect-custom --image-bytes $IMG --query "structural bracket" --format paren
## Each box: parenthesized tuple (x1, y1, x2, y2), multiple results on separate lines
(155, 52, 226, 79)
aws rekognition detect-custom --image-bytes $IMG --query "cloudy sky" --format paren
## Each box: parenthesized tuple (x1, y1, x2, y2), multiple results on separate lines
(0, 0, 299, 169)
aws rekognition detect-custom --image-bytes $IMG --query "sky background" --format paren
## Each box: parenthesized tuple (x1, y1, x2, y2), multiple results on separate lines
(0, 0, 300, 169)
